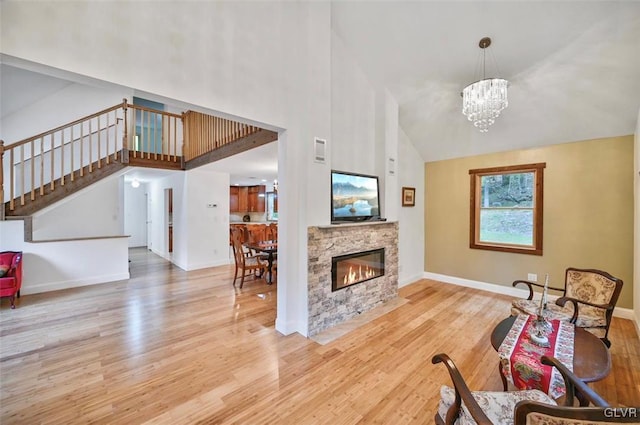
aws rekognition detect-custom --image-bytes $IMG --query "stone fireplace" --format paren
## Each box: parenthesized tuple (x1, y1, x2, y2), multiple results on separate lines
(308, 222, 398, 336)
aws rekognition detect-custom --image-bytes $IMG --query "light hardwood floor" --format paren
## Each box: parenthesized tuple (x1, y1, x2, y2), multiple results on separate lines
(1, 248, 638, 424)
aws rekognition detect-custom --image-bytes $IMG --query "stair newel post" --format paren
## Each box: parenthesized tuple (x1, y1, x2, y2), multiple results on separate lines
(122, 98, 129, 164)
(0, 140, 4, 220)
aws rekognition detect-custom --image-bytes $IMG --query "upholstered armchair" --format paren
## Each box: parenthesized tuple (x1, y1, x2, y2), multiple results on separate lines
(0, 251, 23, 309)
(511, 268, 623, 347)
(432, 353, 629, 425)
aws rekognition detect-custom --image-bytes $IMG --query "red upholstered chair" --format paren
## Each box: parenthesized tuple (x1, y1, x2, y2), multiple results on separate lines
(0, 251, 23, 309)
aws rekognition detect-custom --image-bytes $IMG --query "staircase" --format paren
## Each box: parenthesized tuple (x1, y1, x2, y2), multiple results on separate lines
(1, 100, 277, 219)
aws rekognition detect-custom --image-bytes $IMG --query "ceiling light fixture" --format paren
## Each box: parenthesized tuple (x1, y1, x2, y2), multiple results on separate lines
(461, 37, 509, 133)
(131, 179, 140, 188)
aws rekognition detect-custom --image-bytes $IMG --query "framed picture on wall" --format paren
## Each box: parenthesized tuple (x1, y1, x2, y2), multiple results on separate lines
(402, 187, 415, 207)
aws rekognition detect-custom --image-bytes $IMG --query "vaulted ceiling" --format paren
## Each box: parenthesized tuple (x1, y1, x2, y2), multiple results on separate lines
(332, 1, 640, 161)
(3, 2, 639, 170)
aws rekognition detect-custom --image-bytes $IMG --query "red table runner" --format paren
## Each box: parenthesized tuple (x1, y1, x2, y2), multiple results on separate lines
(498, 314, 574, 399)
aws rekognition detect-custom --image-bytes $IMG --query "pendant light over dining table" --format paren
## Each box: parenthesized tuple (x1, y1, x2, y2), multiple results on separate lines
(461, 37, 509, 132)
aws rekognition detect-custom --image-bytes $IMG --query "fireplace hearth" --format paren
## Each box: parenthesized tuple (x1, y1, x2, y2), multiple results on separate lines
(331, 248, 385, 291)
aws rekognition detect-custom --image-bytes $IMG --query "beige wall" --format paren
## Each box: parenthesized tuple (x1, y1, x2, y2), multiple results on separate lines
(425, 135, 634, 309)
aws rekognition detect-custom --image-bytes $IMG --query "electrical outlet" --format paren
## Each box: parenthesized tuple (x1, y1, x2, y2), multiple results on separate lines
(527, 273, 537, 282)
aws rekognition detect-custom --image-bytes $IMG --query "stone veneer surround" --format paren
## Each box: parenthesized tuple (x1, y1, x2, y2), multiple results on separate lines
(307, 222, 399, 336)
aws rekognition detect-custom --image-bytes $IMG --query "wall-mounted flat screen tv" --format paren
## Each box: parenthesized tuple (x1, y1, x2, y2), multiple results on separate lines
(331, 170, 380, 223)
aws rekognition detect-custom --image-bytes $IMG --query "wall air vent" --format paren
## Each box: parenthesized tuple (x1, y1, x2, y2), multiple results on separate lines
(314, 137, 327, 163)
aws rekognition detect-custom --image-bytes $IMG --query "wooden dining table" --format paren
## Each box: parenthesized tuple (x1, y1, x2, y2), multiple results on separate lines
(244, 241, 277, 284)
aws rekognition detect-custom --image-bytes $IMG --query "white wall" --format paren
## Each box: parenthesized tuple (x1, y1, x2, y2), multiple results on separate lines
(124, 180, 147, 247)
(0, 77, 130, 144)
(0, 219, 129, 295)
(145, 168, 231, 271)
(382, 89, 399, 222)
(398, 128, 425, 286)
(184, 168, 231, 270)
(32, 171, 124, 240)
(331, 32, 376, 175)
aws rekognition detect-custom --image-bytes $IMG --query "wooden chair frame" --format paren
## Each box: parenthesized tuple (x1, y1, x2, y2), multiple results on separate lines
(230, 228, 267, 288)
(432, 353, 616, 425)
(513, 267, 623, 347)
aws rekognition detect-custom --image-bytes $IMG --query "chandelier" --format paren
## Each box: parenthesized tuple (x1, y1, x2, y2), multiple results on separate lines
(461, 37, 509, 132)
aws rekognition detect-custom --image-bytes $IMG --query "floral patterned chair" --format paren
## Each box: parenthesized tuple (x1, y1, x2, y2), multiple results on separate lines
(510, 268, 623, 348)
(432, 353, 630, 425)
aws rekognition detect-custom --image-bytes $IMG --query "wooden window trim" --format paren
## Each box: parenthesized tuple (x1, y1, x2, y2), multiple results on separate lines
(469, 163, 546, 255)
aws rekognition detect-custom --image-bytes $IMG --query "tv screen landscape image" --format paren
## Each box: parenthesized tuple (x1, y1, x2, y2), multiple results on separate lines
(331, 171, 380, 222)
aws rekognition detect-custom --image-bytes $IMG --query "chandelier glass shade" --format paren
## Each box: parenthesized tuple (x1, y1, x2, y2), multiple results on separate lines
(462, 37, 508, 133)
(462, 78, 509, 132)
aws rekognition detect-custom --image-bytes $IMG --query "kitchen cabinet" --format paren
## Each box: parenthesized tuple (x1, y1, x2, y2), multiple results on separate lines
(229, 185, 265, 213)
(238, 186, 249, 212)
(230, 186, 239, 212)
(248, 185, 265, 212)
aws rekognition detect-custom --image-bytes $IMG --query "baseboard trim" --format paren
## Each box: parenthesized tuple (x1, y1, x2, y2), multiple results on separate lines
(184, 259, 231, 271)
(150, 248, 230, 271)
(423, 272, 529, 298)
(22, 272, 130, 295)
(399, 272, 425, 288)
(275, 318, 308, 337)
(424, 272, 637, 323)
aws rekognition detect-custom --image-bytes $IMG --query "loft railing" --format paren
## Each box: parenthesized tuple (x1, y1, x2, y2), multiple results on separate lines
(1, 99, 261, 217)
(183, 111, 261, 161)
(1, 100, 186, 214)
(127, 102, 183, 162)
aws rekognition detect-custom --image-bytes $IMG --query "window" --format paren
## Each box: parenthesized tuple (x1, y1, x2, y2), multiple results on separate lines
(469, 163, 545, 255)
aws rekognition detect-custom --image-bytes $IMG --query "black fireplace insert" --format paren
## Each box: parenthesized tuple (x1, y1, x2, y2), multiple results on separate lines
(331, 248, 385, 291)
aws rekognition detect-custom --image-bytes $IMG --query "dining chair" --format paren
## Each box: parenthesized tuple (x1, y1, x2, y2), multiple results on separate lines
(265, 223, 278, 241)
(247, 225, 267, 245)
(511, 268, 623, 347)
(230, 228, 267, 288)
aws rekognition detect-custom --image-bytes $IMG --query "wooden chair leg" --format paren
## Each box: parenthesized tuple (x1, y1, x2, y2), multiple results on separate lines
(10, 295, 15, 309)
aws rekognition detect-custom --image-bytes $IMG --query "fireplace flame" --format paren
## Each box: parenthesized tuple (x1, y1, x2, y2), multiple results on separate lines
(343, 265, 377, 285)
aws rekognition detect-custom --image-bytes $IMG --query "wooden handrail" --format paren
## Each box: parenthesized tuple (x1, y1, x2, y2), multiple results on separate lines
(128, 103, 182, 119)
(6, 103, 124, 150)
(2, 98, 266, 215)
(4, 123, 119, 167)
(3, 103, 128, 212)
